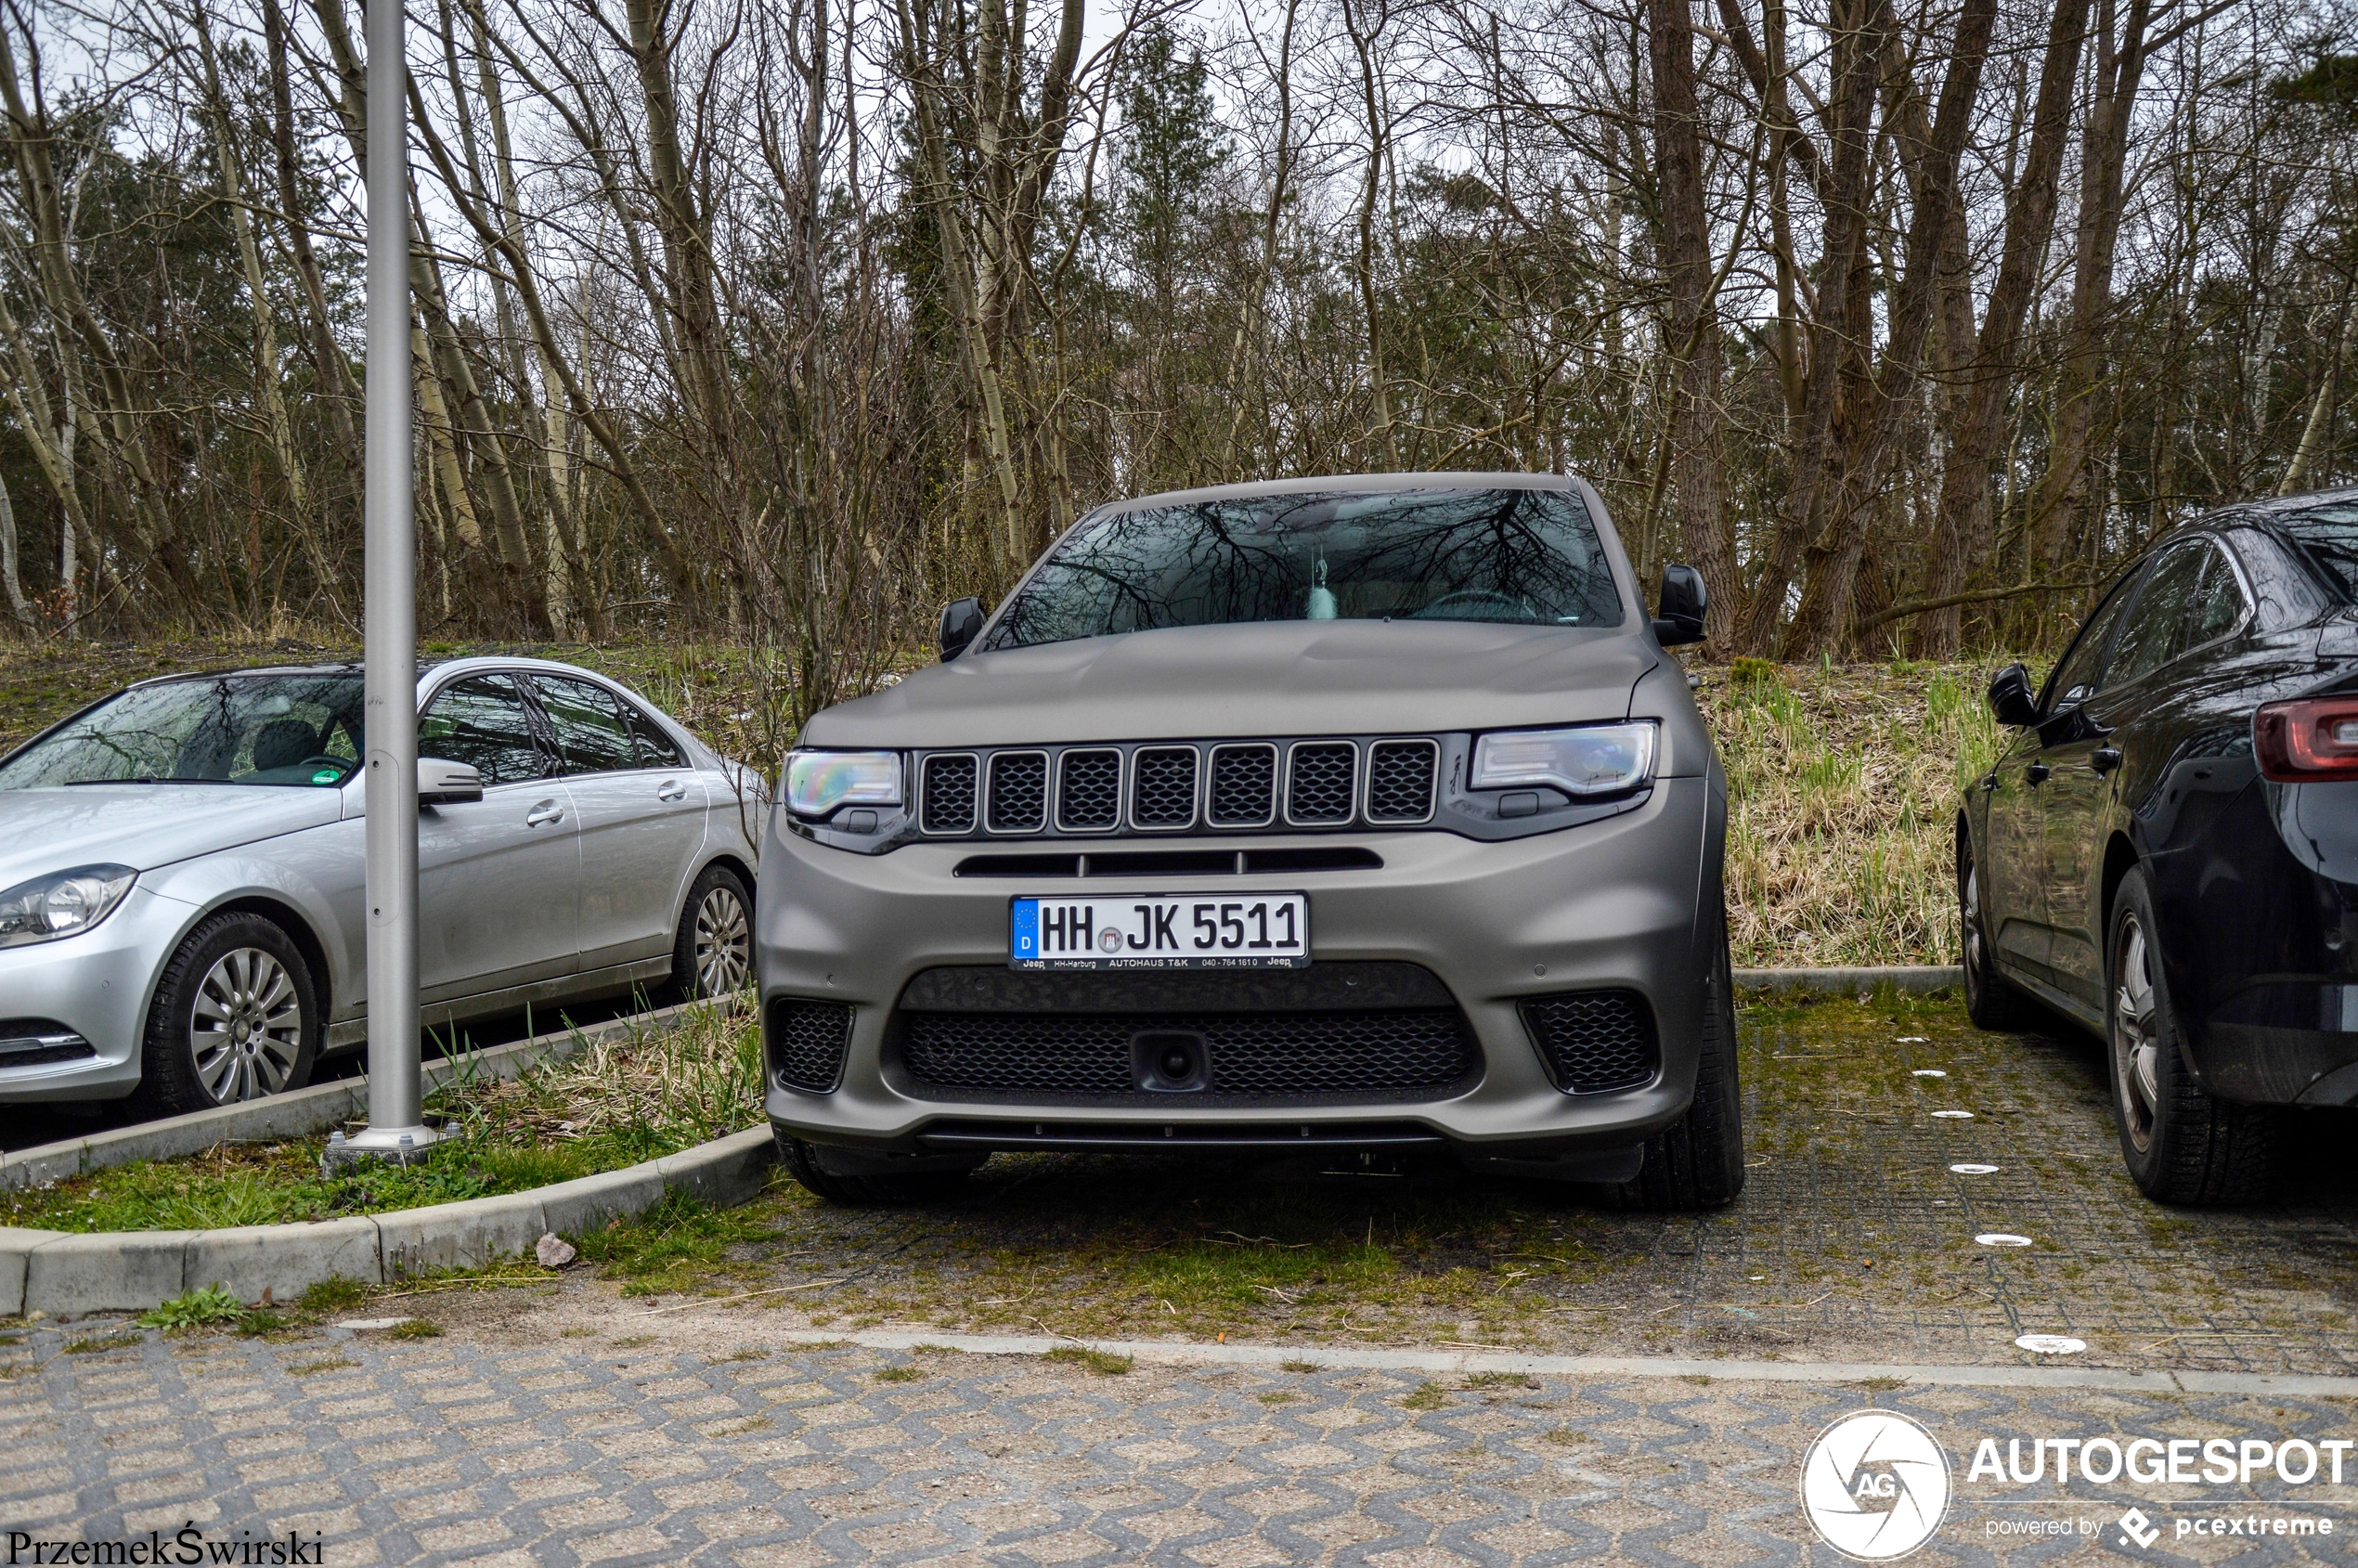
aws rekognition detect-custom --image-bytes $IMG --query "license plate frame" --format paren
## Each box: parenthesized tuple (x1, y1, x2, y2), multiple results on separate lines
(1010, 891, 1311, 970)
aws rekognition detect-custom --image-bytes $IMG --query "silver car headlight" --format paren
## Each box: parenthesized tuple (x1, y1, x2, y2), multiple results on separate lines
(1471, 721, 1656, 797)
(0, 863, 137, 950)
(783, 750, 903, 818)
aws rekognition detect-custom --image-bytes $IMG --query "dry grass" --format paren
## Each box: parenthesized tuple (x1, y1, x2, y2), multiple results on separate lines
(1697, 657, 2010, 968)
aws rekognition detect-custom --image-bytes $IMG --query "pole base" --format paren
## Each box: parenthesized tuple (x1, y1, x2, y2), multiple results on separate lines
(322, 1123, 446, 1173)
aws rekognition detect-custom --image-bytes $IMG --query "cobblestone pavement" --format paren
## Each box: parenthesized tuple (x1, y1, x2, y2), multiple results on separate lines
(7, 1322, 2358, 1566)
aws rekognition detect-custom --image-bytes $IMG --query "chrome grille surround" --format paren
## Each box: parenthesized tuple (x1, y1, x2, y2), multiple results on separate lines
(1366, 738, 1440, 824)
(1207, 742, 1279, 827)
(918, 752, 978, 835)
(1056, 747, 1124, 832)
(1129, 745, 1200, 830)
(985, 750, 1049, 834)
(1285, 741, 1359, 825)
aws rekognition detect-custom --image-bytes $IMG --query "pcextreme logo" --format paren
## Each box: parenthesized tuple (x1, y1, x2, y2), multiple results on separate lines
(1799, 1409, 1953, 1562)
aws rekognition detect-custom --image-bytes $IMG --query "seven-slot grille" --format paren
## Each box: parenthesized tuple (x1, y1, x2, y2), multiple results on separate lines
(911, 736, 1443, 838)
(1287, 742, 1358, 824)
(919, 753, 978, 834)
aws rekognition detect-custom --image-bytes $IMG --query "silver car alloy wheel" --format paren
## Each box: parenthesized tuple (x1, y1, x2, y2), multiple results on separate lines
(1963, 864, 1989, 980)
(2112, 913, 2163, 1153)
(694, 884, 752, 996)
(190, 947, 304, 1103)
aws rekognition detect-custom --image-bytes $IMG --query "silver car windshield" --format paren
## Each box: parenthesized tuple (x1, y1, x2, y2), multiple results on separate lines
(0, 673, 366, 788)
(984, 486, 1624, 651)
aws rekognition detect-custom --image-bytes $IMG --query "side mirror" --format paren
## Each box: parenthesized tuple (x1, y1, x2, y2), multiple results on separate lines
(1986, 663, 2041, 728)
(419, 757, 484, 806)
(1652, 564, 1707, 647)
(939, 596, 986, 662)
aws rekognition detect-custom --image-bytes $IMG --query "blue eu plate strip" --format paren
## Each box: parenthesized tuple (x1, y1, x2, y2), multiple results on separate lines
(1010, 899, 1040, 960)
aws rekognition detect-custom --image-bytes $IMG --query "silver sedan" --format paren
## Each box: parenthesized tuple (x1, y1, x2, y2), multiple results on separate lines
(0, 656, 760, 1113)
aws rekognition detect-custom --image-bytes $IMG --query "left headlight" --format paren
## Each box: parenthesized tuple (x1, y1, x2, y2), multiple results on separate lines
(783, 750, 903, 819)
(1471, 721, 1657, 797)
(0, 864, 137, 950)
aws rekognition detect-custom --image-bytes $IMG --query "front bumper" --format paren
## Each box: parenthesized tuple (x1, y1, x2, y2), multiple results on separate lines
(758, 775, 1717, 1157)
(0, 886, 182, 1101)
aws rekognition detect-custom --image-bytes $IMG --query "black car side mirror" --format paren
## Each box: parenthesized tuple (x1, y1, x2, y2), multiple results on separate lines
(1987, 663, 2041, 728)
(1652, 564, 1707, 647)
(939, 597, 986, 662)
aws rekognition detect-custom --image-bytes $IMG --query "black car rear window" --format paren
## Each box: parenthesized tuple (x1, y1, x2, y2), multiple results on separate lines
(983, 486, 1624, 651)
(2274, 502, 2358, 598)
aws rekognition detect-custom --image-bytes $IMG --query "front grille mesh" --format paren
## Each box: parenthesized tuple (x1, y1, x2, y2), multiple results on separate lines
(1288, 743, 1358, 823)
(1520, 991, 1658, 1094)
(988, 752, 1047, 833)
(920, 754, 977, 834)
(900, 1008, 1473, 1098)
(769, 999, 856, 1093)
(1058, 749, 1121, 830)
(1367, 740, 1437, 823)
(1208, 744, 1276, 825)
(1132, 746, 1198, 827)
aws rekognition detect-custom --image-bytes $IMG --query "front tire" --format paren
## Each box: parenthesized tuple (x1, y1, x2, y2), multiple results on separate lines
(133, 912, 319, 1116)
(668, 863, 753, 1002)
(2107, 866, 2275, 1204)
(1960, 832, 2025, 1030)
(776, 1132, 976, 1206)
(1615, 909, 1743, 1211)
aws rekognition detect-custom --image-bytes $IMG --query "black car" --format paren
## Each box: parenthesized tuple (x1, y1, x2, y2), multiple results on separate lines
(1958, 488, 2358, 1203)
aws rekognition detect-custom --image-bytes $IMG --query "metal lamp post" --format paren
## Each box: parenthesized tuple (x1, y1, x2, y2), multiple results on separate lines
(342, 0, 439, 1163)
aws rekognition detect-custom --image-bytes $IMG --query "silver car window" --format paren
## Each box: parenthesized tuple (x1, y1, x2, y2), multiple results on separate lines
(419, 675, 553, 785)
(986, 486, 1623, 650)
(530, 675, 638, 775)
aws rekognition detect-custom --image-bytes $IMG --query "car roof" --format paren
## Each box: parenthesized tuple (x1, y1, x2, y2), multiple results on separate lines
(122, 654, 628, 691)
(1090, 471, 1576, 518)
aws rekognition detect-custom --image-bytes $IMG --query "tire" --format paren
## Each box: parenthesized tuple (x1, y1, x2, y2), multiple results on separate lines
(1959, 832, 2027, 1031)
(132, 912, 319, 1116)
(2106, 866, 2276, 1204)
(667, 863, 753, 1003)
(1615, 908, 1744, 1211)
(775, 1131, 976, 1206)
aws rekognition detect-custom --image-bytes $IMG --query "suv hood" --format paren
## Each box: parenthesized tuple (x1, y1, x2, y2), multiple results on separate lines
(806, 621, 1656, 747)
(0, 784, 343, 888)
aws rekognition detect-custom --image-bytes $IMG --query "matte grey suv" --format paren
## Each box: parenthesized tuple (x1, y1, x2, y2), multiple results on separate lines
(758, 473, 1740, 1208)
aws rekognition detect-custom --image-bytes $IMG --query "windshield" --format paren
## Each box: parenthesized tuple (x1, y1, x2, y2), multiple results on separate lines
(2276, 501, 2358, 598)
(0, 672, 366, 789)
(983, 486, 1624, 651)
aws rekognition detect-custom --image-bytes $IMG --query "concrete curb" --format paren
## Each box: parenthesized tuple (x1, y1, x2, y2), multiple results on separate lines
(1, 1124, 777, 1316)
(0, 1001, 704, 1192)
(736, 1328, 2358, 1399)
(1734, 965, 1960, 994)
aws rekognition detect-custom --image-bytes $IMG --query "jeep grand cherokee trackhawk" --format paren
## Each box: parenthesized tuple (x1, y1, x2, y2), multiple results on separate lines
(756, 473, 1740, 1209)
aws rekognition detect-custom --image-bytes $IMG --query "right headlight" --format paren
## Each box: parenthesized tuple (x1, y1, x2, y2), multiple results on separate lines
(0, 864, 137, 950)
(783, 749, 903, 818)
(1471, 721, 1656, 797)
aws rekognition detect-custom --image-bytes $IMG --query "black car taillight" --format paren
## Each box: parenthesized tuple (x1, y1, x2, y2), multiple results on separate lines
(2255, 696, 2358, 782)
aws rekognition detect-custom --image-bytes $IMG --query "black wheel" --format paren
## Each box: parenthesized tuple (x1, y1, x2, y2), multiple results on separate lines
(1615, 908, 1743, 1211)
(1959, 830, 2026, 1030)
(774, 1131, 976, 1205)
(668, 864, 752, 1002)
(2107, 866, 2275, 1204)
(133, 912, 319, 1116)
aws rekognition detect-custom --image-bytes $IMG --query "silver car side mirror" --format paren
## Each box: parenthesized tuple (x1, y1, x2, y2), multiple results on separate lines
(419, 757, 484, 806)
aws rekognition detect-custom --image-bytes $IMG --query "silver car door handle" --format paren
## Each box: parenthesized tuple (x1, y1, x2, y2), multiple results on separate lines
(656, 779, 687, 801)
(525, 799, 564, 827)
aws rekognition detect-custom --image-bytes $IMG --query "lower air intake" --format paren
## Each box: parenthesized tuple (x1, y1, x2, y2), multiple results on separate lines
(1519, 990, 1658, 1094)
(768, 998, 855, 1092)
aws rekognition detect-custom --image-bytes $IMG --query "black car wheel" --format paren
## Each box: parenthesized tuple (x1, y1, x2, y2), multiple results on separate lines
(2107, 866, 2275, 1204)
(775, 1132, 979, 1205)
(669, 864, 753, 1002)
(133, 911, 320, 1116)
(1959, 838, 2024, 1030)
(1615, 906, 1743, 1211)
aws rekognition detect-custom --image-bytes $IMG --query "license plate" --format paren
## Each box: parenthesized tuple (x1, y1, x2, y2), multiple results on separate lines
(1011, 892, 1311, 969)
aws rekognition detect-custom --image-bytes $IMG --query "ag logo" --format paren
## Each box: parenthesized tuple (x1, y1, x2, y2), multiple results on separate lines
(1798, 1409, 1950, 1561)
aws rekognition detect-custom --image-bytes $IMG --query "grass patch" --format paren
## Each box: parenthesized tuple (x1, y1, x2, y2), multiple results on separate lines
(0, 1004, 760, 1236)
(63, 1334, 142, 1355)
(140, 1285, 243, 1330)
(300, 1277, 371, 1314)
(1462, 1371, 1537, 1390)
(287, 1358, 357, 1376)
(1257, 1391, 1298, 1405)
(572, 1190, 783, 1296)
(388, 1319, 442, 1340)
(1279, 1359, 1319, 1373)
(561, 1328, 597, 1339)
(1043, 1346, 1133, 1376)
(873, 1365, 925, 1382)
(1400, 1381, 1448, 1411)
